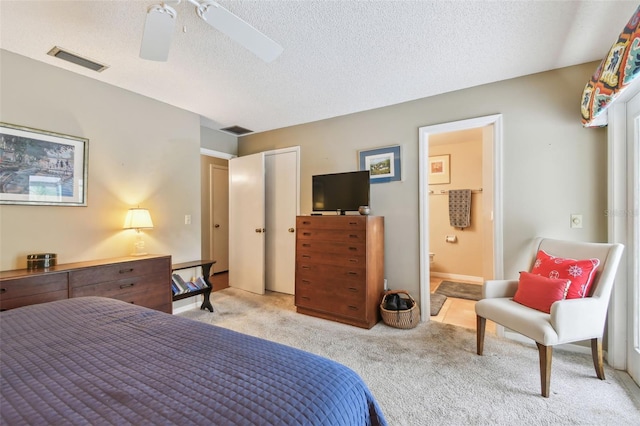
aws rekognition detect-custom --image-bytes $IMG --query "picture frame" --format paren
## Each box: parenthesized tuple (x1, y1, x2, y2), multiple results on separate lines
(0, 122, 88, 206)
(428, 154, 450, 185)
(358, 145, 401, 183)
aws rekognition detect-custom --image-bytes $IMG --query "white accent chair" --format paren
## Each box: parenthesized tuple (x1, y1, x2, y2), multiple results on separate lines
(475, 237, 624, 397)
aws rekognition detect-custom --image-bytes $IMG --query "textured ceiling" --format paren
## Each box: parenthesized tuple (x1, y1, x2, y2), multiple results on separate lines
(0, 1, 637, 134)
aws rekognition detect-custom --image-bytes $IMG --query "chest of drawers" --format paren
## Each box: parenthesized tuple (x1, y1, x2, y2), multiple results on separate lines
(0, 255, 172, 313)
(294, 215, 384, 328)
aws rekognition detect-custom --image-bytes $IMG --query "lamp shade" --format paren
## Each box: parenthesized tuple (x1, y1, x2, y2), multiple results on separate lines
(123, 208, 154, 230)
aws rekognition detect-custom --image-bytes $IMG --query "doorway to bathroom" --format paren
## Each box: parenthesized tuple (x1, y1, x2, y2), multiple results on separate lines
(418, 115, 504, 325)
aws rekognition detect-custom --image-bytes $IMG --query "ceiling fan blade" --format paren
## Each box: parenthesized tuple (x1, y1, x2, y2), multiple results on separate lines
(140, 4, 177, 61)
(197, 1, 283, 63)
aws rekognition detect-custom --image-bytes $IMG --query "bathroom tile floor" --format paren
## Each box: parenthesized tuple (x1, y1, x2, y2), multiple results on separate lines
(430, 277, 496, 335)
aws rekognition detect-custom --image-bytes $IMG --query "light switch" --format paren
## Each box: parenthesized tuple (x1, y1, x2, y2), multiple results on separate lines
(570, 214, 582, 229)
(185, 214, 191, 225)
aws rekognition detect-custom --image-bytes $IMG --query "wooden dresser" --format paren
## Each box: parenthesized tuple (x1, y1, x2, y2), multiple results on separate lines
(0, 255, 172, 313)
(294, 215, 384, 329)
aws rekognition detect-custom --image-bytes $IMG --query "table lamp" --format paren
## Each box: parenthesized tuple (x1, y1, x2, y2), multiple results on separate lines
(123, 207, 154, 255)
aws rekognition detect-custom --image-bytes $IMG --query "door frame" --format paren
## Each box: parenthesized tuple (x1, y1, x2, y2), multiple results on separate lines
(200, 148, 236, 268)
(418, 114, 504, 322)
(608, 83, 640, 377)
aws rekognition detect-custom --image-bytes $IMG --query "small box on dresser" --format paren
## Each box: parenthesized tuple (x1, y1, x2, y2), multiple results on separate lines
(295, 215, 384, 329)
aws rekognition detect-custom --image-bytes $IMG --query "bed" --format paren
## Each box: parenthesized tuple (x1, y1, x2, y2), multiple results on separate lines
(0, 297, 386, 425)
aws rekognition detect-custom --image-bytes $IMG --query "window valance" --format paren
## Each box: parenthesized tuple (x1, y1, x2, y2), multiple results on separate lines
(581, 5, 640, 127)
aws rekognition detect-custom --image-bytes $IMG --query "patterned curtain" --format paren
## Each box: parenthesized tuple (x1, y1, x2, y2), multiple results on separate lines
(581, 5, 640, 127)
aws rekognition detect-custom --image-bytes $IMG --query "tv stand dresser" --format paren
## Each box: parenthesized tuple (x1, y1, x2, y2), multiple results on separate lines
(294, 215, 384, 329)
(0, 255, 172, 313)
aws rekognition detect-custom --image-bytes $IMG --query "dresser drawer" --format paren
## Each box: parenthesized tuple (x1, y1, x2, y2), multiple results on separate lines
(297, 216, 366, 230)
(0, 290, 68, 311)
(69, 271, 166, 297)
(69, 258, 162, 288)
(296, 228, 366, 243)
(295, 285, 365, 321)
(296, 262, 366, 283)
(297, 239, 366, 255)
(296, 275, 365, 297)
(297, 250, 365, 268)
(0, 273, 67, 301)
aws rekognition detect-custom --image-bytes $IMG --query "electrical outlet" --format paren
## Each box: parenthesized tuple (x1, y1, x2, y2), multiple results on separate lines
(185, 214, 191, 225)
(570, 214, 582, 229)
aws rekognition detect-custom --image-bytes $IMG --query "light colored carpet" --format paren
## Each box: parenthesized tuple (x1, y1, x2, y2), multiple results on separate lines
(179, 288, 640, 425)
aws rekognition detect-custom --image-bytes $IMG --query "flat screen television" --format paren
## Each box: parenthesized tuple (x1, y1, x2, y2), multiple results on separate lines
(312, 171, 370, 214)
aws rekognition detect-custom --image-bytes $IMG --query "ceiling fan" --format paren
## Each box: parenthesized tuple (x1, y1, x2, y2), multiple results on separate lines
(140, 0, 283, 62)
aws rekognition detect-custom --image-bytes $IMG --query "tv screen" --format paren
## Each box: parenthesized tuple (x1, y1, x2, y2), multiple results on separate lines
(312, 171, 370, 214)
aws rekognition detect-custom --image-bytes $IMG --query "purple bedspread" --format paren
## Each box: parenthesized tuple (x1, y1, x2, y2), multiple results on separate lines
(0, 297, 386, 425)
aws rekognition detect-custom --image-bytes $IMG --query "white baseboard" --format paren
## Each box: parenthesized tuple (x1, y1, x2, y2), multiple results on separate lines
(430, 272, 483, 284)
(172, 297, 201, 315)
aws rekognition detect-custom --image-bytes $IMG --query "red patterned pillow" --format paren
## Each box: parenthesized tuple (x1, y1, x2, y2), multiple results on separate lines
(513, 271, 571, 313)
(530, 250, 600, 299)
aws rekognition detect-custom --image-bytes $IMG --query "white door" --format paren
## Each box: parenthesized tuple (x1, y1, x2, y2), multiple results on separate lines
(626, 90, 640, 384)
(265, 149, 299, 294)
(229, 153, 266, 294)
(210, 165, 229, 273)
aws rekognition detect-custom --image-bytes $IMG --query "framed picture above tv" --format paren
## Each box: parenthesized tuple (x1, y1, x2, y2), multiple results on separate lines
(0, 122, 89, 206)
(358, 145, 401, 183)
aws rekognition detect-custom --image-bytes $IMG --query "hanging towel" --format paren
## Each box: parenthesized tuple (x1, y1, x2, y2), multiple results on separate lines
(449, 189, 471, 229)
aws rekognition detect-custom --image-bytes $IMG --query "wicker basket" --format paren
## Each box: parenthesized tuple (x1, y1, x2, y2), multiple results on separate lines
(380, 290, 420, 329)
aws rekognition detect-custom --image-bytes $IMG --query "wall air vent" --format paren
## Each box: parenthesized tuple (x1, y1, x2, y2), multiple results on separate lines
(220, 125, 253, 136)
(47, 46, 109, 72)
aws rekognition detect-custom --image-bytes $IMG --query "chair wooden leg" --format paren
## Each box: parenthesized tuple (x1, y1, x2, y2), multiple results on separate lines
(476, 316, 486, 355)
(591, 337, 606, 380)
(536, 342, 552, 397)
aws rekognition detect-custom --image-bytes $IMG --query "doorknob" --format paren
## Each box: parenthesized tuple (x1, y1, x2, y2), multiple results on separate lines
(214, 224, 220, 228)
(288, 228, 295, 233)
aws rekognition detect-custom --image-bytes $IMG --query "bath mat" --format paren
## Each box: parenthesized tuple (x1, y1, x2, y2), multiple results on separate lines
(430, 293, 447, 316)
(435, 281, 482, 301)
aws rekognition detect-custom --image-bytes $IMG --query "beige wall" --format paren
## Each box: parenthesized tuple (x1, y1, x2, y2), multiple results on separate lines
(0, 50, 203, 270)
(239, 62, 608, 299)
(429, 137, 483, 278)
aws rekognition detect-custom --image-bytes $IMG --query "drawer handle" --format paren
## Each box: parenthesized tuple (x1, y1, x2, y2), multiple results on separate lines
(301, 279, 311, 285)
(302, 243, 311, 247)
(348, 259, 358, 263)
(348, 247, 357, 251)
(301, 296, 310, 301)
(302, 255, 310, 259)
(302, 266, 310, 270)
(303, 232, 311, 236)
(348, 305, 358, 311)
(0, 288, 6, 293)
(347, 271, 358, 276)
(349, 234, 358, 238)
(119, 268, 134, 274)
(302, 221, 310, 225)
(347, 287, 358, 292)
(349, 222, 358, 225)
(120, 283, 135, 289)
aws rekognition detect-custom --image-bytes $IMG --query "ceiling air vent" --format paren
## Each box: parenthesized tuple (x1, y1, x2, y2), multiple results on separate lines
(220, 125, 253, 136)
(47, 46, 109, 72)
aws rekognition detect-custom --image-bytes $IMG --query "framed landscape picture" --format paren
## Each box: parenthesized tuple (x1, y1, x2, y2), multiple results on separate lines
(358, 145, 401, 183)
(428, 154, 450, 185)
(0, 122, 88, 206)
